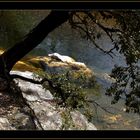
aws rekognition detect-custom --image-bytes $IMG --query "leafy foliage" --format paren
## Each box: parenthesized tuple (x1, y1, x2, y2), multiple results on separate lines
(106, 64, 140, 113)
(60, 109, 75, 130)
(34, 70, 100, 121)
(105, 11, 140, 113)
(69, 10, 140, 114)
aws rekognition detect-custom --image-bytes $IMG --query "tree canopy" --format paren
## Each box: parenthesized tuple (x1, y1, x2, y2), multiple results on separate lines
(69, 10, 140, 113)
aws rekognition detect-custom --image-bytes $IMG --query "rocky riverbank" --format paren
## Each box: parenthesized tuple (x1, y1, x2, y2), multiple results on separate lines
(0, 70, 97, 130)
(0, 53, 97, 130)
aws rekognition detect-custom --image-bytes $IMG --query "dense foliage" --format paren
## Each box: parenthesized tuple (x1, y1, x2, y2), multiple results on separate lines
(67, 10, 140, 113)
(34, 70, 100, 120)
(102, 11, 140, 113)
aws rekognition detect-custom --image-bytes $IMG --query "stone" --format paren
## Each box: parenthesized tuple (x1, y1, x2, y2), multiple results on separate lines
(10, 71, 34, 79)
(12, 71, 97, 130)
(70, 111, 97, 130)
(8, 111, 36, 130)
(0, 117, 15, 130)
(48, 53, 75, 63)
(0, 69, 97, 130)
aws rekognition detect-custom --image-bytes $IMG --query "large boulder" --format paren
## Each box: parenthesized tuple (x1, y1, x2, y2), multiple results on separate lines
(13, 53, 93, 78)
(48, 53, 75, 63)
(0, 71, 97, 130)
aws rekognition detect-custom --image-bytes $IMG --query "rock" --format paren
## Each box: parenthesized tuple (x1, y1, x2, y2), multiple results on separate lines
(10, 71, 34, 79)
(47, 53, 93, 77)
(13, 53, 93, 78)
(0, 117, 15, 130)
(40, 61, 69, 75)
(0, 70, 97, 130)
(71, 62, 86, 68)
(11, 71, 54, 102)
(48, 53, 87, 69)
(48, 53, 75, 63)
(1, 53, 97, 130)
(30, 101, 62, 130)
(70, 111, 97, 130)
(10, 112, 36, 129)
(28, 101, 97, 130)
(1, 55, 97, 130)
(18, 80, 54, 102)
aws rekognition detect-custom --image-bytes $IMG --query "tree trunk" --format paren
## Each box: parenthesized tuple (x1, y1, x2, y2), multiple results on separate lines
(0, 10, 70, 76)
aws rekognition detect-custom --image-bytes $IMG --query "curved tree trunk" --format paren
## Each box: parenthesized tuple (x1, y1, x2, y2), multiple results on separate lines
(0, 10, 70, 78)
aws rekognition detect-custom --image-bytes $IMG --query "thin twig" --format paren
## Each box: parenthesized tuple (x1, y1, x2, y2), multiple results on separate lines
(86, 99, 115, 114)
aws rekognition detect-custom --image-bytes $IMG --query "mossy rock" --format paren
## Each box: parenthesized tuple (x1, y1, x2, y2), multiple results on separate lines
(13, 55, 93, 80)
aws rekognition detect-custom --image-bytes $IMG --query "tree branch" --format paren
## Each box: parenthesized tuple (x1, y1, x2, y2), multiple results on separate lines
(86, 99, 115, 114)
(1, 11, 70, 73)
(69, 12, 121, 58)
